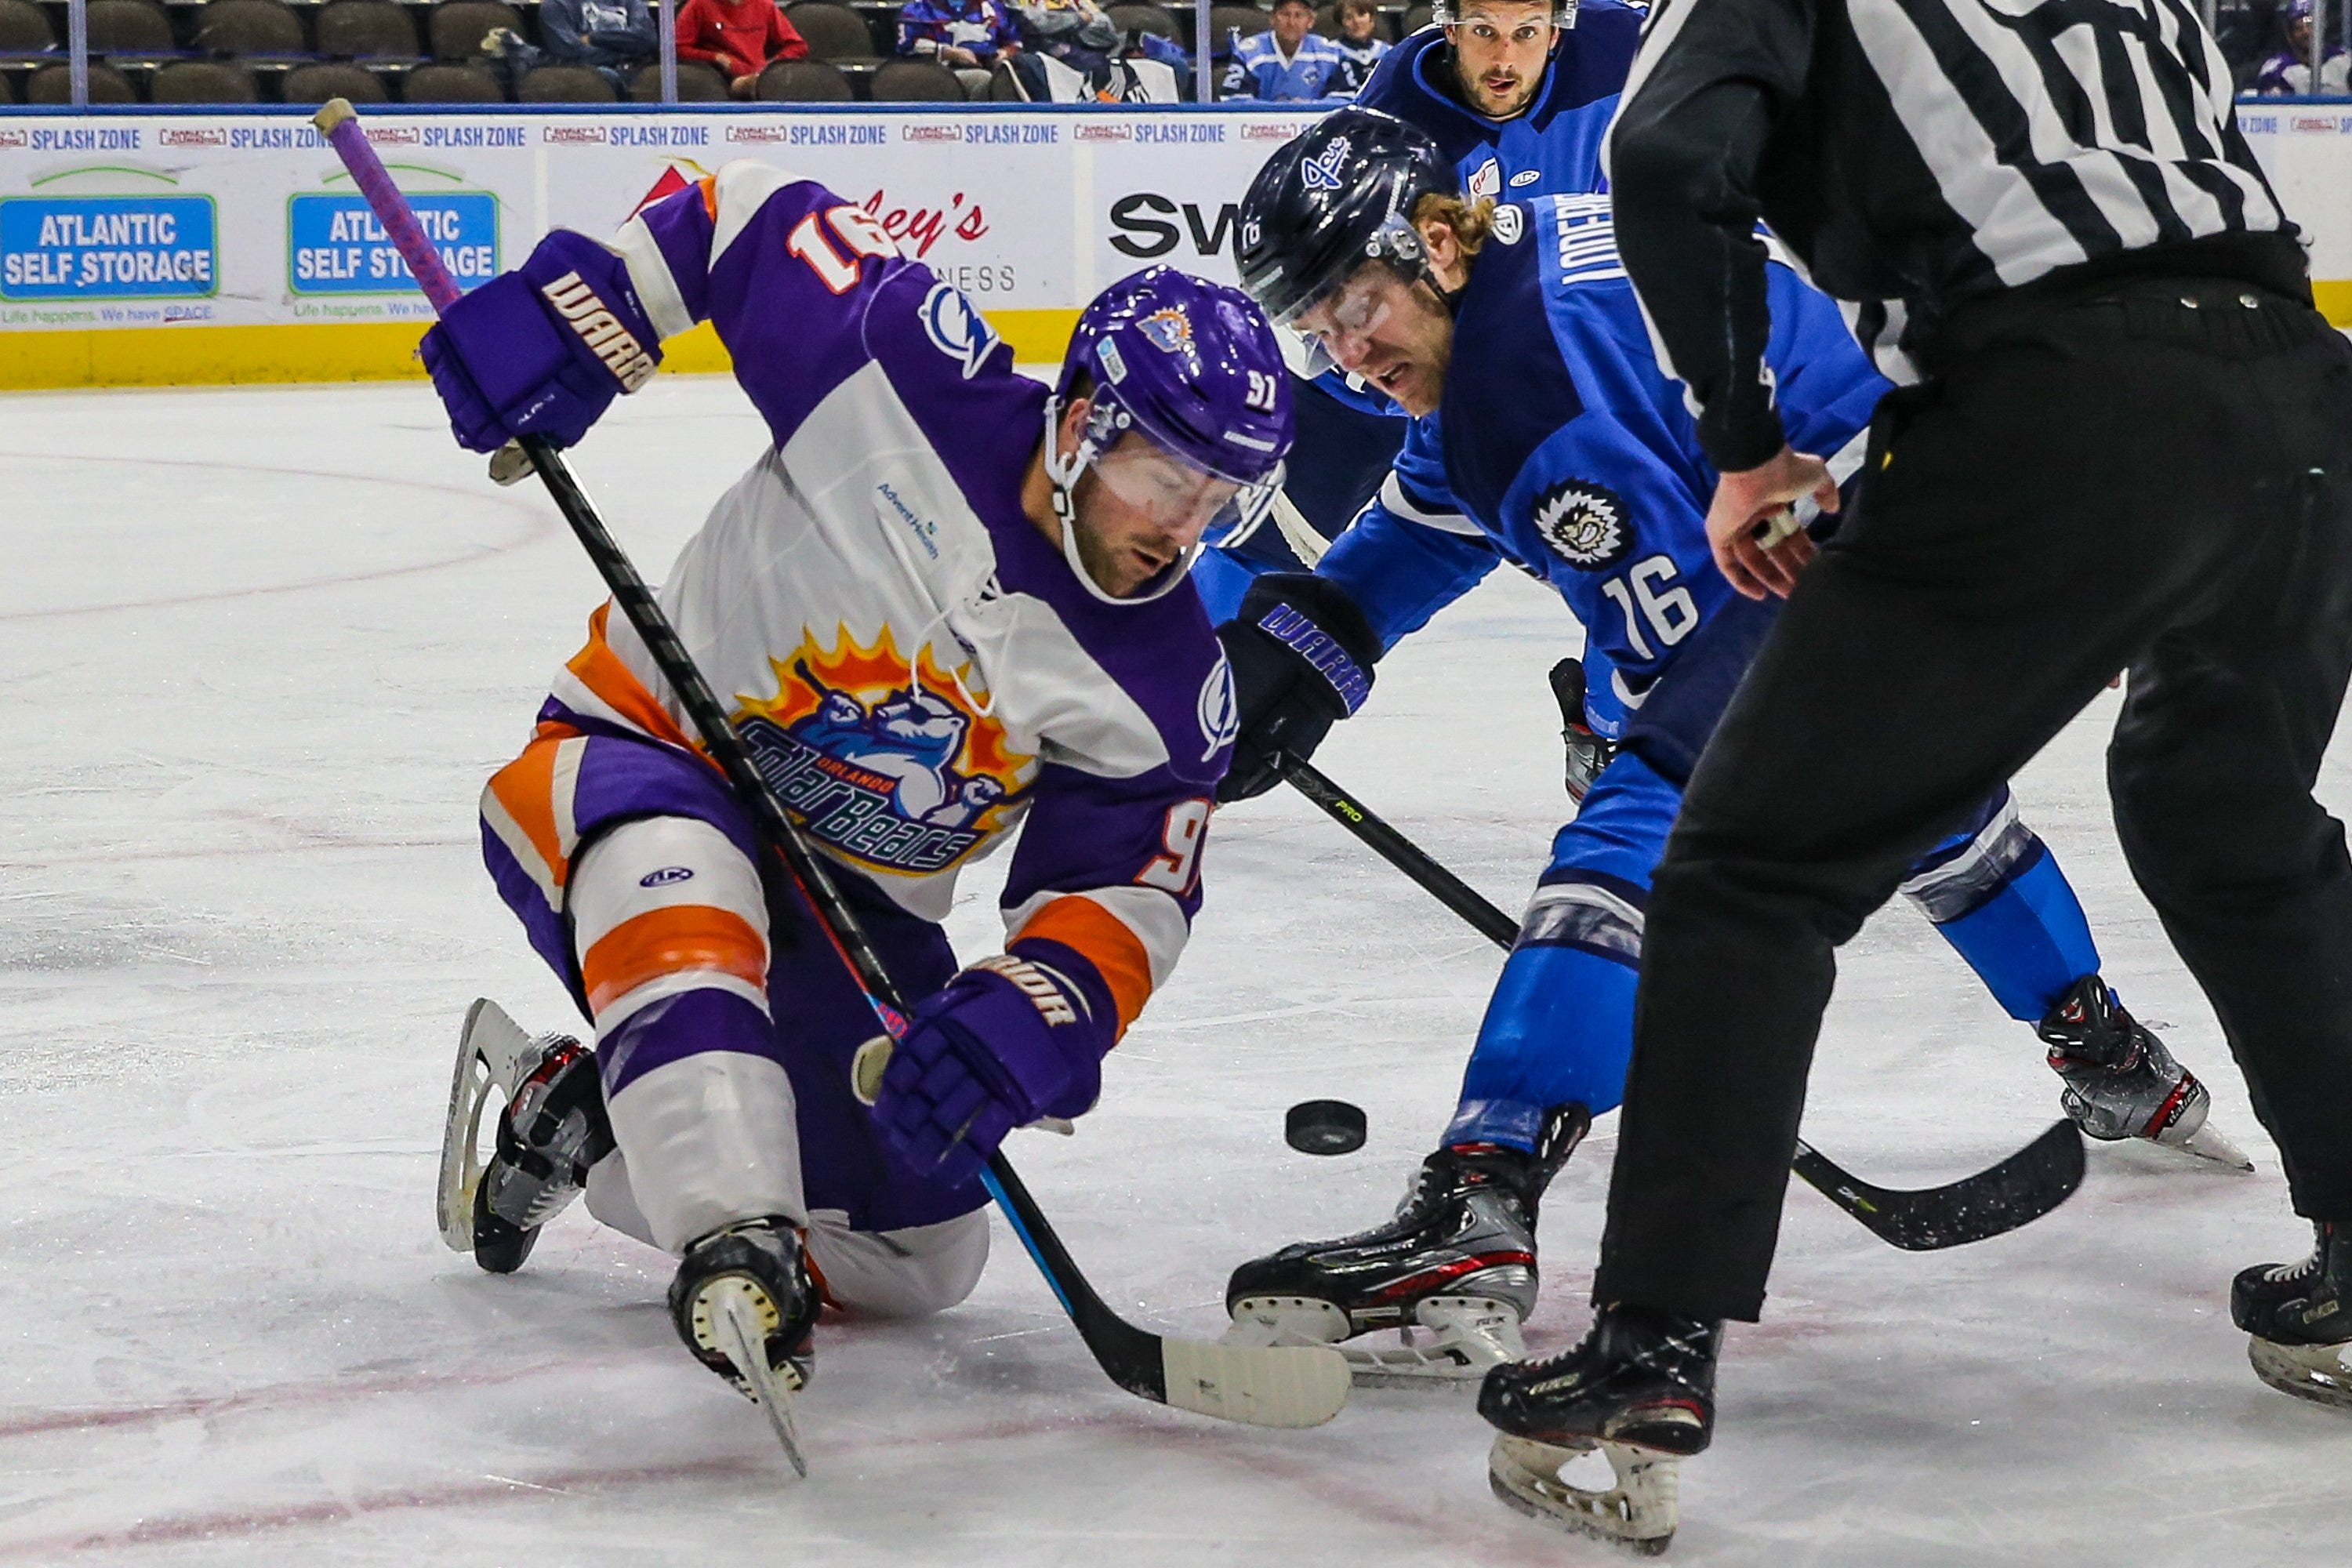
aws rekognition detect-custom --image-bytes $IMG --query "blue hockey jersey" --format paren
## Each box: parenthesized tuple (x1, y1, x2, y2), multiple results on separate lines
(1221, 31, 1350, 100)
(1315, 195, 1888, 737)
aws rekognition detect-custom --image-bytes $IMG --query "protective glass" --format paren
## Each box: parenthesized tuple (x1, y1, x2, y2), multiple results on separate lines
(1087, 434, 1280, 542)
(1283, 263, 1399, 381)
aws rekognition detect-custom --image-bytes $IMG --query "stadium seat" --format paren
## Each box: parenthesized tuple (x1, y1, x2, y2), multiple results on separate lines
(986, 57, 1024, 100)
(27, 60, 137, 101)
(314, 0, 423, 61)
(0, 71, 12, 103)
(786, 2, 881, 65)
(194, 0, 307, 59)
(0, 0, 55, 54)
(83, 0, 174, 56)
(630, 60, 731, 100)
(151, 59, 260, 102)
(1211, 3, 1272, 47)
(755, 56, 852, 100)
(519, 62, 617, 100)
(427, 0, 521, 63)
(869, 56, 963, 100)
(1403, 2, 1433, 31)
(282, 60, 391, 103)
(402, 60, 505, 100)
(1108, 3, 1181, 40)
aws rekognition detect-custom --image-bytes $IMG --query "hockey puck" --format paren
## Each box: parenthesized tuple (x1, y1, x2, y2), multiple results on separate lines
(1286, 1098, 1367, 1156)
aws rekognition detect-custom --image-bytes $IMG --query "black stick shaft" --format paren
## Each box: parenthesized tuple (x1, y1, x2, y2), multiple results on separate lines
(1279, 757, 1520, 946)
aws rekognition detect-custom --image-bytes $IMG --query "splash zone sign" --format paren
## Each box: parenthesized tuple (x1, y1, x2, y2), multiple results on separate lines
(287, 192, 499, 295)
(0, 197, 217, 299)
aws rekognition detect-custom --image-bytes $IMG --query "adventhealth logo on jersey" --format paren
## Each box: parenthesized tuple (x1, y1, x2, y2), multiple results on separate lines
(1533, 480, 1632, 570)
(919, 279, 1000, 379)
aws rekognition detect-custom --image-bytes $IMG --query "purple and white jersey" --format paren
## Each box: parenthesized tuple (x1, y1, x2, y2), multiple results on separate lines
(508, 162, 1237, 1036)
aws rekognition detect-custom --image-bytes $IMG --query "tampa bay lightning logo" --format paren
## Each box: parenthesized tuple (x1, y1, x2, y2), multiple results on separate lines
(1533, 480, 1632, 570)
(920, 280, 1000, 380)
(1198, 655, 1238, 760)
(1301, 135, 1352, 192)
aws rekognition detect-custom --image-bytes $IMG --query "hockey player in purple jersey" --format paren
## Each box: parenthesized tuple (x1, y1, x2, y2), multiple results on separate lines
(417, 162, 1290, 1456)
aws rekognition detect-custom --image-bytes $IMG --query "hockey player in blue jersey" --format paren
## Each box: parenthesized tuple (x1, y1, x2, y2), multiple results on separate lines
(1195, 0, 1646, 622)
(1219, 0, 1349, 100)
(1214, 110, 2250, 1387)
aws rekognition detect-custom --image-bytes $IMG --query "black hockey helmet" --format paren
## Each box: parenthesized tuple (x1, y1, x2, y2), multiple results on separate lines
(1234, 107, 1461, 333)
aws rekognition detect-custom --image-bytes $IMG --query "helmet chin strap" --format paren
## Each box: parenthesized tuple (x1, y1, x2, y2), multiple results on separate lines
(1042, 396, 1199, 608)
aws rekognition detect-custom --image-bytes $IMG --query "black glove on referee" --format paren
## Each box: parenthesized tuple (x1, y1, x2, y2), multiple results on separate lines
(1214, 572, 1382, 804)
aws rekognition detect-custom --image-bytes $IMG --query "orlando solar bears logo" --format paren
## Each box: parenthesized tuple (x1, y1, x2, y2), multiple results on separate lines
(1138, 306, 1194, 356)
(1532, 479, 1632, 570)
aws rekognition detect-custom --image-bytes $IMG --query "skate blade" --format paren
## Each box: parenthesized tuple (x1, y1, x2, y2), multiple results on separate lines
(710, 1279, 809, 1478)
(1488, 1432, 1679, 1555)
(2249, 1335, 2352, 1410)
(435, 999, 540, 1254)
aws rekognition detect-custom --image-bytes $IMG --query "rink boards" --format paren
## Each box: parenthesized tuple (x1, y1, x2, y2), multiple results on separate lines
(0, 101, 2348, 390)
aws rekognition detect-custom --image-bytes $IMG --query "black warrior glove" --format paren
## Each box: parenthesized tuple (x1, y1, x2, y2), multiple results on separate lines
(1214, 573, 1382, 804)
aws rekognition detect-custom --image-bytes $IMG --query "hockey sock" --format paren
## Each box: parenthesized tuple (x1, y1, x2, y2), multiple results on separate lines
(1926, 844, 2103, 1022)
(1447, 940, 1637, 1149)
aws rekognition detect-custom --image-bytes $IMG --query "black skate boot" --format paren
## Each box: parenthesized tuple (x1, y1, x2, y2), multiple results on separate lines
(2038, 976, 2249, 1169)
(2232, 1221, 2352, 1409)
(670, 1218, 822, 1475)
(471, 1034, 612, 1275)
(1225, 1105, 1589, 1385)
(1479, 1302, 1722, 1555)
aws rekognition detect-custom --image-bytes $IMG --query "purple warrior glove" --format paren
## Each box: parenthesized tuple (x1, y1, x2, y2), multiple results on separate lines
(872, 954, 1112, 1186)
(418, 230, 662, 454)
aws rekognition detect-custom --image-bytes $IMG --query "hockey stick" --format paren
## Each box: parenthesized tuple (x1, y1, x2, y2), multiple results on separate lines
(1275, 754, 2085, 1250)
(315, 101, 1348, 1431)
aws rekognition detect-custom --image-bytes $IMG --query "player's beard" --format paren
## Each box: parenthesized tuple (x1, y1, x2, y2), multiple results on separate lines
(1067, 474, 1174, 598)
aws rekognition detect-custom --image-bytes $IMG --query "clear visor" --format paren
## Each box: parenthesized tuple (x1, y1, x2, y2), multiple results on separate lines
(1089, 433, 1282, 545)
(1272, 243, 1410, 381)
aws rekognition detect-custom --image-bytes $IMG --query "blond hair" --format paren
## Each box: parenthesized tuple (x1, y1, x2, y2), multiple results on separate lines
(1412, 192, 1500, 257)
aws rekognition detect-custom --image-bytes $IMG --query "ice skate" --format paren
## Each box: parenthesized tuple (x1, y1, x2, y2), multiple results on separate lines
(2038, 977, 2252, 1171)
(670, 1218, 821, 1476)
(1223, 1105, 1587, 1387)
(2234, 1221, 2352, 1410)
(1478, 1302, 1721, 1554)
(436, 998, 612, 1273)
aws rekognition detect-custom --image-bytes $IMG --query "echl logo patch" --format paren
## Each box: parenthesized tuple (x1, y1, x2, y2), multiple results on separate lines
(1302, 136, 1352, 191)
(1532, 480, 1632, 570)
(1138, 306, 1194, 355)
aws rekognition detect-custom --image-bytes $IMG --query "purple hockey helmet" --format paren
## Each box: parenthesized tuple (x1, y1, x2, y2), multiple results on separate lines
(1046, 267, 1294, 601)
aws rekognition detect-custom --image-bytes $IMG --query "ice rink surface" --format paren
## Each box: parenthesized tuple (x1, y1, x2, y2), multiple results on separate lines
(5, 376, 2350, 1567)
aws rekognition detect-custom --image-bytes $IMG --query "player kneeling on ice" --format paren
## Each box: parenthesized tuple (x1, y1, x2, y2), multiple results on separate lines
(1218, 108, 2252, 1544)
(420, 163, 1290, 1457)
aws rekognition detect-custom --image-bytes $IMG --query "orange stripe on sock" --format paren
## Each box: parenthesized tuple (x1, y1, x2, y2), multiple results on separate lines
(566, 603, 696, 752)
(485, 739, 568, 890)
(582, 905, 768, 1018)
(1013, 898, 1154, 1038)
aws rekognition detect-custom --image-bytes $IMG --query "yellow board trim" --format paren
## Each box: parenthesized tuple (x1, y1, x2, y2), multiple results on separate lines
(0, 308, 1084, 390)
(2314, 279, 2352, 326)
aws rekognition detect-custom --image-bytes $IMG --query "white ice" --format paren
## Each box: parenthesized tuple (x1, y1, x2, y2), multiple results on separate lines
(4, 377, 2350, 1567)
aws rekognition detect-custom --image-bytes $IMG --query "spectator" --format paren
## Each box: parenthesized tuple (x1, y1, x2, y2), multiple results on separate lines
(2254, 0, 2350, 93)
(1221, 0, 1348, 99)
(676, 0, 808, 98)
(483, 0, 658, 96)
(1009, 0, 1189, 100)
(1329, 0, 1387, 95)
(899, 0, 1022, 96)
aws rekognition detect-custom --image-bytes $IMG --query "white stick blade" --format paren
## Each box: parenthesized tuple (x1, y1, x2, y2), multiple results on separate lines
(1159, 1341, 1351, 1428)
(1488, 1433, 1679, 1555)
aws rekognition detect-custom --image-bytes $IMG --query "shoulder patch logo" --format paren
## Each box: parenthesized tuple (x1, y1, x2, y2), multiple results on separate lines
(1198, 654, 1239, 761)
(920, 280, 1000, 380)
(1490, 205, 1525, 245)
(1468, 158, 1501, 201)
(1532, 480, 1633, 571)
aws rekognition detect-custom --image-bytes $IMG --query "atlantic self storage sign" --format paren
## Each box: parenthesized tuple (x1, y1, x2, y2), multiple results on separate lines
(0, 195, 218, 300)
(287, 191, 498, 296)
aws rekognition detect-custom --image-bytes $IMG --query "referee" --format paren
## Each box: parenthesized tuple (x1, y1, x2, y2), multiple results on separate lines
(1479, 0, 2352, 1489)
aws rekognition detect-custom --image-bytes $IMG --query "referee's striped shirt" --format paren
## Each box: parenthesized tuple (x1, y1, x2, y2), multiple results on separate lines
(1602, 0, 2299, 473)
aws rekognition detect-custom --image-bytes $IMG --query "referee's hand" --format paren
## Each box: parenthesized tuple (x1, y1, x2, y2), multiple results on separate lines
(1707, 447, 1839, 601)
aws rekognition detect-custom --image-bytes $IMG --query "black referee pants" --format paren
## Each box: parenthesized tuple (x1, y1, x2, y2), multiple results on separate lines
(1595, 275, 2352, 1322)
